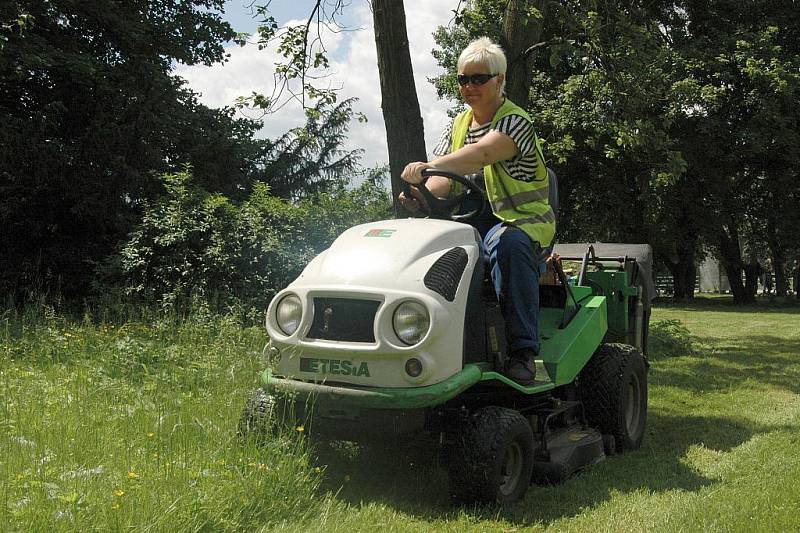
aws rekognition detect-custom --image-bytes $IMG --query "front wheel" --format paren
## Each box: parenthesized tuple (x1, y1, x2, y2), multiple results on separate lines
(446, 406, 535, 505)
(578, 343, 648, 451)
(238, 389, 300, 439)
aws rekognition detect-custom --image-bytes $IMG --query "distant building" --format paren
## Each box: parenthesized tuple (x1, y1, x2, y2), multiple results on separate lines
(698, 255, 730, 293)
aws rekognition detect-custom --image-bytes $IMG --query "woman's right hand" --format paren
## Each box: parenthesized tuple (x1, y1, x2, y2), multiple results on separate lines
(401, 161, 430, 184)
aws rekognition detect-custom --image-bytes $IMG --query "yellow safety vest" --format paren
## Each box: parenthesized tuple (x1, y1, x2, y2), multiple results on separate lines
(450, 99, 555, 247)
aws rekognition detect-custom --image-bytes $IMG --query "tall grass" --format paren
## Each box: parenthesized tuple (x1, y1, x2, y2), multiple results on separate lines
(2, 295, 799, 531)
(0, 305, 326, 531)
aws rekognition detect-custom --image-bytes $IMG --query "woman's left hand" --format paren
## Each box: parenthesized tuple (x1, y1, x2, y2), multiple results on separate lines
(401, 161, 430, 184)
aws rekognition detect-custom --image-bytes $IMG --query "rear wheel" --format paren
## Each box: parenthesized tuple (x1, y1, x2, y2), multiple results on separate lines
(579, 343, 647, 451)
(447, 406, 534, 505)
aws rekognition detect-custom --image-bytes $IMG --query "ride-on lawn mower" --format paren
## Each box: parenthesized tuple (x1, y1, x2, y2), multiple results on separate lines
(240, 169, 654, 505)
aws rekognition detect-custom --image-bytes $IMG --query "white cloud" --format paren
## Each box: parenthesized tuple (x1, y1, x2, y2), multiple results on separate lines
(174, 0, 457, 171)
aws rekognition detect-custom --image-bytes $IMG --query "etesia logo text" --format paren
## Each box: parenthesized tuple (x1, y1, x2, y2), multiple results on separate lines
(299, 357, 370, 377)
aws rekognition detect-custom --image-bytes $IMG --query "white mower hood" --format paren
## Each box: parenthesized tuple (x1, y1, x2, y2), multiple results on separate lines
(266, 218, 483, 388)
(298, 218, 479, 289)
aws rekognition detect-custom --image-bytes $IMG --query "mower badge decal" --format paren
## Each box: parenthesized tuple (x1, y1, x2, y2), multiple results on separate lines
(364, 229, 396, 238)
(299, 357, 370, 377)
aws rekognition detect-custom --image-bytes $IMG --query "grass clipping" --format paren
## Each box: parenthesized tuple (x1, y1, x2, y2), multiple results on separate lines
(648, 319, 698, 359)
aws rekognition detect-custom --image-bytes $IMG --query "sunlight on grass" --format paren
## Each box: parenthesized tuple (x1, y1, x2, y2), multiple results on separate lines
(1, 296, 799, 531)
(0, 311, 329, 530)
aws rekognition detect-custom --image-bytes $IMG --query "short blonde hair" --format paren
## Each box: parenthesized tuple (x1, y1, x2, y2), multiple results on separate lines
(457, 37, 507, 77)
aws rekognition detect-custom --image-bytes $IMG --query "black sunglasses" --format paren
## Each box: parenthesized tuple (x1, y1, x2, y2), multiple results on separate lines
(457, 73, 498, 86)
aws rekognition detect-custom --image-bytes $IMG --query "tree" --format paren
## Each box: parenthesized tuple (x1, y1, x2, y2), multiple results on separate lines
(0, 0, 249, 299)
(252, 99, 363, 200)
(371, 0, 428, 211)
(435, 0, 695, 291)
(667, 5, 800, 303)
(249, 0, 429, 212)
(500, 0, 546, 106)
(433, 0, 800, 304)
(0, 0, 366, 303)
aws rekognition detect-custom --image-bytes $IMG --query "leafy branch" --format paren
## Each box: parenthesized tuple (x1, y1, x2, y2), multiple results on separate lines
(235, 0, 358, 116)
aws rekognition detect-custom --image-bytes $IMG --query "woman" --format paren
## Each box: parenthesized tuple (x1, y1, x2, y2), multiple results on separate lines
(399, 37, 555, 386)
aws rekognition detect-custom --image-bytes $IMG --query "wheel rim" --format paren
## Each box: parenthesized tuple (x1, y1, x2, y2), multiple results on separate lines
(499, 441, 523, 497)
(625, 372, 642, 437)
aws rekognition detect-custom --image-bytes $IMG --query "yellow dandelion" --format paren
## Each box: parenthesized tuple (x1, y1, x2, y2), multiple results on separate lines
(147, 432, 155, 438)
(295, 425, 304, 433)
(114, 490, 125, 497)
(313, 466, 322, 473)
(127, 471, 139, 479)
(216, 459, 226, 466)
(112, 503, 120, 510)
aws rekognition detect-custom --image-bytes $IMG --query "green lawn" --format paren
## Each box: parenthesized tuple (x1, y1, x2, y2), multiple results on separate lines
(2, 296, 799, 531)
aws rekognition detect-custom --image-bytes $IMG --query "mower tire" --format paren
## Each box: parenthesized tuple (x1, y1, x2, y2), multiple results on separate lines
(447, 406, 534, 506)
(579, 343, 647, 451)
(238, 389, 300, 439)
(238, 389, 274, 438)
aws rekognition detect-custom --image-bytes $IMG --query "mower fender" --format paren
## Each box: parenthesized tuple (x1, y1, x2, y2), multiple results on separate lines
(540, 296, 608, 385)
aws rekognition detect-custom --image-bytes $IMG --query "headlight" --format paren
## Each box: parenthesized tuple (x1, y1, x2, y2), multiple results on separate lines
(392, 301, 430, 345)
(275, 294, 302, 336)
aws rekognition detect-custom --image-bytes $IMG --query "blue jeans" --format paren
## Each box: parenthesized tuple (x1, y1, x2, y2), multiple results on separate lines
(481, 223, 544, 356)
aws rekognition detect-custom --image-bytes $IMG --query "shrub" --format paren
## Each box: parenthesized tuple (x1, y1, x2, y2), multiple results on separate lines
(114, 168, 392, 314)
(302, 175, 393, 245)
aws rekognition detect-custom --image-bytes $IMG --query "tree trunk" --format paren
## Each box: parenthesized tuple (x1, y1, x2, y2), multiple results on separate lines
(501, 0, 546, 106)
(664, 248, 696, 302)
(372, 0, 428, 216)
(766, 216, 789, 296)
(716, 222, 752, 304)
(743, 259, 760, 299)
(679, 258, 697, 300)
(772, 256, 787, 297)
(794, 261, 800, 299)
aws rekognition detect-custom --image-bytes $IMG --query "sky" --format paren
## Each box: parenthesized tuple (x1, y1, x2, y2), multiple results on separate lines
(175, 0, 461, 170)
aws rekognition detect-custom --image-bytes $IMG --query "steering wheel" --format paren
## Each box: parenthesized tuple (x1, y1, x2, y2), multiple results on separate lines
(404, 168, 486, 222)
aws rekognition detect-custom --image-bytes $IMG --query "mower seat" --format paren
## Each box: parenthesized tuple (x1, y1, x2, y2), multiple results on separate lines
(537, 168, 559, 264)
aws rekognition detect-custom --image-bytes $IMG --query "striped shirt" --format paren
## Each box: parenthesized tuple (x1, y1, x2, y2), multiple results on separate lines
(432, 110, 541, 183)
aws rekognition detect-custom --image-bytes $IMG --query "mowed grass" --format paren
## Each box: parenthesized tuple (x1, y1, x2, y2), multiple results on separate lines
(2, 295, 799, 531)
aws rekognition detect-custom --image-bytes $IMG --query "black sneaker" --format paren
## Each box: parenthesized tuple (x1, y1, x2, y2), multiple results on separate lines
(504, 351, 537, 386)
